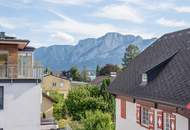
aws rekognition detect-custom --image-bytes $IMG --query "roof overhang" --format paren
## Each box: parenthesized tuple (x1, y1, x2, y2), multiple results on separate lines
(0, 39, 30, 50)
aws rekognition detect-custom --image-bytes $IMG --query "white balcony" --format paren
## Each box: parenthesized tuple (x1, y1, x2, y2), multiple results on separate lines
(0, 64, 43, 79)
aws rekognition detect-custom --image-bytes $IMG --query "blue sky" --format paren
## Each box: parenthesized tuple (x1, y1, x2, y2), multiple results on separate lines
(1, 0, 190, 47)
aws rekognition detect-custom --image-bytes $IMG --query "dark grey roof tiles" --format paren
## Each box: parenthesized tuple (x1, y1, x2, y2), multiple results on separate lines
(109, 28, 190, 108)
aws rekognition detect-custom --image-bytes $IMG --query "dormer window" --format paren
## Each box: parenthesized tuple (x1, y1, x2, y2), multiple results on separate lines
(141, 73, 148, 85)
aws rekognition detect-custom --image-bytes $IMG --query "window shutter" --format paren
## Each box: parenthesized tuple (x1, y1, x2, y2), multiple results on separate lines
(170, 114, 176, 130)
(149, 109, 155, 130)
(157, 111, 163, 130)
(136, 104, 141, 124)
(120, 99, 126, 119)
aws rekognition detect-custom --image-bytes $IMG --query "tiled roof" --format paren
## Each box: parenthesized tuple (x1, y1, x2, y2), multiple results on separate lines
(109, 28, 190, 108)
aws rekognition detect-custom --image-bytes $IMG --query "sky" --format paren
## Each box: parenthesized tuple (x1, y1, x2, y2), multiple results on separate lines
(1, 0, 190, 47)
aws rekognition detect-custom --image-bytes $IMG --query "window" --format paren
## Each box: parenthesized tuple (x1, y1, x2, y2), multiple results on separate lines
(164, 113, 170, 130)
(18, 52, 32, 78)
(0, 86, 4, 109)
(141, 107, 149, 127)
(120, 99, 126, 119)
(140, 73, 148, 86)
(52, 82, 56, 87)
(60, 82, 64, 87)
(142, 73, 148, 83)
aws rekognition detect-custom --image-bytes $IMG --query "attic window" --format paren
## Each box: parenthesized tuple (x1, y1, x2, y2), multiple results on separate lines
(141, 73, 148, 85)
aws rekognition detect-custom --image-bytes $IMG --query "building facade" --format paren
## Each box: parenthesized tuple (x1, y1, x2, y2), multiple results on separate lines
(41, 92, 56, 119)
(42, 74, 71, 98)
(115, 97, 189, 130)
(109, 28, 190, 130)
(41, 93, 58, 130)
(0, 32, 42, 130)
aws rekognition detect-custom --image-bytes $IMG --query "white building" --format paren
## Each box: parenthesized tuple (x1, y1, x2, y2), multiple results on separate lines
(0, 32, 42, 130)
(109, 28, 190, 130)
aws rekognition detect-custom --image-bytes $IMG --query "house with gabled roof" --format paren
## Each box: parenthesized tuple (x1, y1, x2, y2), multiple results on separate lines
(42, 74, 71, 98)
(0, 32, 42, 130)
(109, 28, 190, 130)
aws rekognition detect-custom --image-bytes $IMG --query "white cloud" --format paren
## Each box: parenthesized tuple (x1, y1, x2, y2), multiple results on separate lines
(46, 10, 121, 38)
(51, 32, 75, 43)
(156, 18, 189, 28)
(174, 6, 190, 13)
(0, 22, 15, 29)
(43, 0, 102, 5)
(0, 17, 32, 30)
(45, 10, 155, 45)
(119, 0, 190, 14)
(94, 4, 143, 23)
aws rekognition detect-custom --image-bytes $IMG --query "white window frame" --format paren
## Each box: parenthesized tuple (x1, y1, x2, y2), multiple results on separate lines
(60, 82, 64, 87)
(142, 73, 148, 83)
(164, 113, 170, 130)
(141, 107, 149, 127)
(18, 51, 33, 78)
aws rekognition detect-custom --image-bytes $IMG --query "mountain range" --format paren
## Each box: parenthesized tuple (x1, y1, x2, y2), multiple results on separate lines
(34, 32, 156, 71)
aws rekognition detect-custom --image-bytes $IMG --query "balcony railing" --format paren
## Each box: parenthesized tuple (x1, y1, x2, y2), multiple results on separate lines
(0, 64, 43, 79)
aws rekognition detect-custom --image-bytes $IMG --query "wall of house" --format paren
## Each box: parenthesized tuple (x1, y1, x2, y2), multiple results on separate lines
(116, 98, 147, 130)
(0, 44, 18, 65)
(0, 44, 18, 78)
(116, 98, 189, 130)
(42, 75, 71, 98)
(0, 82, 41, 130)
(41, 95, 54, 119)
(176, 113, 189, 130)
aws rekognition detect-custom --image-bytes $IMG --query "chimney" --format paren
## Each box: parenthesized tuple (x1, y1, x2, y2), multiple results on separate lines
(0, 32, 5, 39)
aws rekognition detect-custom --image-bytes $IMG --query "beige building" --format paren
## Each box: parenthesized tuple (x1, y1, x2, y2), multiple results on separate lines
(41, 93, 58, 130)
(42, 74, 71, 98)
(41, 92, 56, 119)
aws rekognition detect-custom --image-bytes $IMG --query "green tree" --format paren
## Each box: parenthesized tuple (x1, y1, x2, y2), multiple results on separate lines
(81, 66, 88, 82)
(70, 66, 81, 81)
(50, 92, 67, 120)
(81, 111, 114, 130)
(44, 68, 50, 74)
(49, 91, 64, 102)
(53, 100, 67, 120)
(99, 64, 121, 76)
(122, 44, 140, 69)
(96, 65, 101, 76)
(100, 79, 111, 100)
(100, 79, 115, 116)
(65, 86, 109, 120)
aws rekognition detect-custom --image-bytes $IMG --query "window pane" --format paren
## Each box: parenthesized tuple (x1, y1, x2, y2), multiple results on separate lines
(141, 107, 149, 127)
(0, 86, 4, 109)
(164, 113, 170, 130)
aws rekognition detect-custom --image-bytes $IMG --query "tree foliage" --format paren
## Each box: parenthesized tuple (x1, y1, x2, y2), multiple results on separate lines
(65, 86, 109, 120)
(100, 79, 115, 116)
(122, 44, 140, 69)
(70, 66, 81, 81)
(99, 64, 121, 76)
(81, 111, 114, 130)
(96, 65, 100, 76)
(53, 79, 115, 130)
(50, 92, 67, 120)
(81, 66, 88, 82)
(53, 100, 67, 120)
